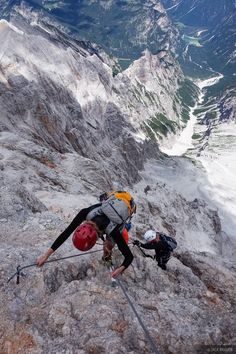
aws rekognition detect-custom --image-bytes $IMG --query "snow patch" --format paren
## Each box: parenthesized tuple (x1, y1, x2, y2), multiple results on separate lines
(159, 72, 236, 245)
(165, 1, 183, 11)
(160, 74, 223, 156)
(133, 131, 146, 142)
(198, 123, 236, 238)
(197, 29, 207, 37)
(0, 19, 24, 35)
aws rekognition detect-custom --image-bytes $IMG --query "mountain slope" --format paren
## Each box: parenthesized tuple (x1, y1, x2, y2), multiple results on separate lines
(1, 0, 179, 69)
(0, 3, 236, 354)
(162, 0, 236, 75)
(0, 6, 190, 225)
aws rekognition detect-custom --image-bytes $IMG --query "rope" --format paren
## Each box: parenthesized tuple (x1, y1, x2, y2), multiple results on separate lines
(111, 266, 161, 354)
(7, 249, 103, 284)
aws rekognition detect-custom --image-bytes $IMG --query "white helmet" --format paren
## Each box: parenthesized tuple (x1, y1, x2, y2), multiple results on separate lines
(143, 230, 156, 243)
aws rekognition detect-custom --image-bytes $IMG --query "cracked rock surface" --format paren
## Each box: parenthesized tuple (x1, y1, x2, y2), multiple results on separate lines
(0, 6, 235, 354)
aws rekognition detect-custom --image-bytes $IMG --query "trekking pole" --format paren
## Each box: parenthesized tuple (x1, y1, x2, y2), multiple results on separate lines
(7, 249, 103, 284)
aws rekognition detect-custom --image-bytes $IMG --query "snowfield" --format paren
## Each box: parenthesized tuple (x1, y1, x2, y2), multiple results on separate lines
(159, 74, 236, 249)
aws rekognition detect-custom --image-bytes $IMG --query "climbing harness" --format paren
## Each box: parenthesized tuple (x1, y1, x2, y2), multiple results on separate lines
(110, 265, 161, 354)
(7, 249, 103, 284)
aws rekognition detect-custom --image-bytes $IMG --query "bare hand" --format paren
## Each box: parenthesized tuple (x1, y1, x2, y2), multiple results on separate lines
(36, 254, 48, 267)
(111, 266, 125, 278)
(36, 248, 54, 267)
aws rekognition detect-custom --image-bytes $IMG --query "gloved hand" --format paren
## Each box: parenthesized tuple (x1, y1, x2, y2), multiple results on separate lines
(133, 240, 141, 246)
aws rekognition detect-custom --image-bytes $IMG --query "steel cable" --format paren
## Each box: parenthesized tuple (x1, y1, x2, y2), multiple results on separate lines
(7, 249, 103, 284)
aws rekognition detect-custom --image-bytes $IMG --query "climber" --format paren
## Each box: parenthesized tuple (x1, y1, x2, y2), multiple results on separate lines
(102, 221, 130, 264)
(133, 230, 177, 270)
(37, 191, 136, 278)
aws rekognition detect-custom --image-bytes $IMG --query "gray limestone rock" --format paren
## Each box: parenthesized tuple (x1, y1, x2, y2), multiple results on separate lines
(0, 7, 235, 354)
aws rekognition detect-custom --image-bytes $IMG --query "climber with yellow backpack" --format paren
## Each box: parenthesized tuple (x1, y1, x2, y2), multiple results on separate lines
(36, 191, 136, 278)
(98, 191, 135, 265)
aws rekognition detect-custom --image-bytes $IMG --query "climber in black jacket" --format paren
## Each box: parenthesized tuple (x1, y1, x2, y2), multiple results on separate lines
(133, 230, 177, 270)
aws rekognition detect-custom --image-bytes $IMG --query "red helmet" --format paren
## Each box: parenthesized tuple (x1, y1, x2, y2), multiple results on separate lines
(72, 222, 98, 251)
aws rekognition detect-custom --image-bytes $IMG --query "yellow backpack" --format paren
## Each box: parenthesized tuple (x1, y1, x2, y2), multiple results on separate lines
(107, 191, 136, 215)
(99, 191, 136, 225)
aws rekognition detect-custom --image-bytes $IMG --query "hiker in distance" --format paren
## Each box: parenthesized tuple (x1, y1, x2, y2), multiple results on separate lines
(37, 191, 136, 278)
(133, 230, 177, 270)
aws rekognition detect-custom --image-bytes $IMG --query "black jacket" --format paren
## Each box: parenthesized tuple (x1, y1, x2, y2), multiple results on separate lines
(51, 204, 133, 269)
(139, 238, 171, 260)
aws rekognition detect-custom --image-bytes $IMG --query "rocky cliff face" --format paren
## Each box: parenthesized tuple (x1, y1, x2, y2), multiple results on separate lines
(0, 3, 235, 354)
(0, 12, 157, 193)
(1, 158, 236, 354)
(0, 6, 185, 200)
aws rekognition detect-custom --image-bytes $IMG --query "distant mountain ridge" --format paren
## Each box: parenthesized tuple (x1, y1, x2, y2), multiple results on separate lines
(1, 0, 179, 69)
(160, 0, 236, 156)
(162, 0, 236, 75)
(1, 1, 235, 151)
(162, 0, 235, 28)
